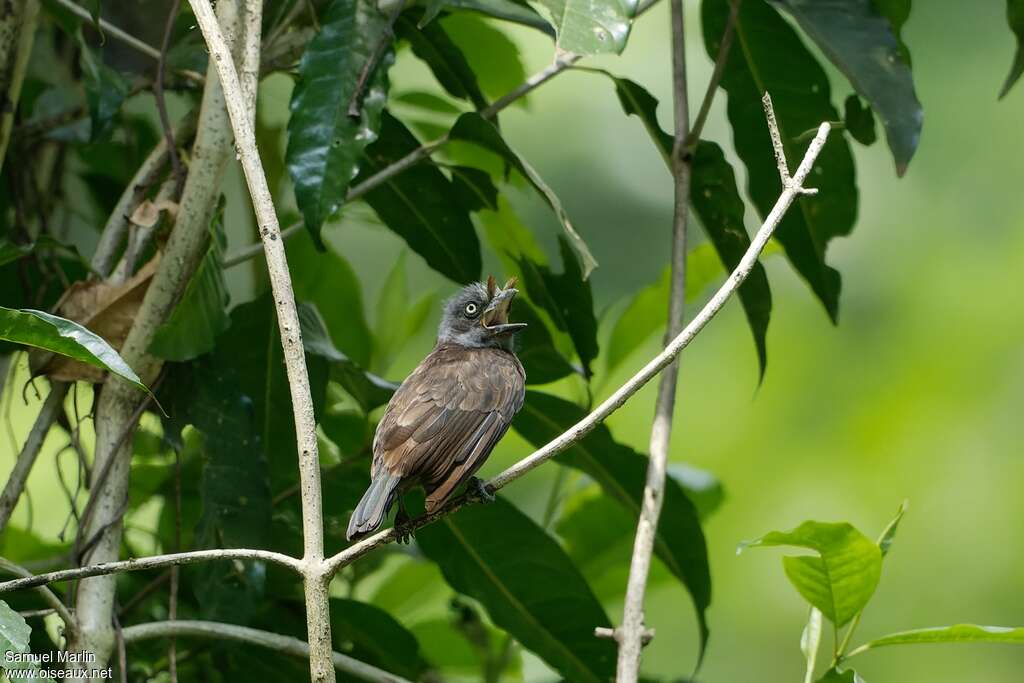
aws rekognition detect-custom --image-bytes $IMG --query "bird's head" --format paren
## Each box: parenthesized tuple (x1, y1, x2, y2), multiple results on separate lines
(438, 276, 527, 350)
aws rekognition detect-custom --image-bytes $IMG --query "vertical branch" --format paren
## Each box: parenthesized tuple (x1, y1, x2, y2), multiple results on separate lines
(614, 0, 691, 680)
(155, 0, 186, 196)
(185, 1, 335, 682)
(0, 0, 40, 173)
(66, 2, 245, 674)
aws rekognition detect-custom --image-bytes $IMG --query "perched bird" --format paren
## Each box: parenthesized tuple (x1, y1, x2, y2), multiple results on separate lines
(346, 276, 527, 541)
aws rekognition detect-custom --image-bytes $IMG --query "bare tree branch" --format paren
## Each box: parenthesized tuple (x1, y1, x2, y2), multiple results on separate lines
(0, 549, 302, 593)
(122, 620, 413, 683)
(615, 0, 692, 677)
(0, 555, 77, 639)
(0, 0, 40, 174)
(154, 0, 186, 196)
(685, 0, 741, 150)
(326, 103, 832, 576)
(186, 0, 335, 680)
(0, 382, 67, 534)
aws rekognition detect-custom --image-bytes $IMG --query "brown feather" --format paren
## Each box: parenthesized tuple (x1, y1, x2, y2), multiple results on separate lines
(371, 342, 525, 511)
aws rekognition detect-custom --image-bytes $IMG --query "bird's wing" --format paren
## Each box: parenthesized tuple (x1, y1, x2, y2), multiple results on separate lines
(372, 344, 525, 510)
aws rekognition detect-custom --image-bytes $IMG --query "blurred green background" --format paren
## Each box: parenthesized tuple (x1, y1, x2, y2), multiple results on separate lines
(3, 0, 1023, 680)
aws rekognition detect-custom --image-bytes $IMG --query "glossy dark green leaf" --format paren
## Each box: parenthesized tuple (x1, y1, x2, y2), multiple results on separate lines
(514, 299, 575, 384)
(535, 0, 633, 54)
(417, 496, 616, 682)
(288, 230, 374, 367)
(843, 94, 877, 146)
(703, 0, 857, 322)
(768, 0, 921, 173)
(514, 237, 598, 377)
(691, 141, 771, 377)
(514, 391, 711, 660)
(286, 0, 393, 247)
(449, 112, 598, 278)
(396, 12, 488, 111)
(79, 46, 130, 141)
(449, 165, 499, 212)
(590, 72, 770, 374)
(0, 600, 35, 673)
(0, 239, 32, 267)
(358, 112, 482, 283)
(427, 0, 554, 35)
(393, 90, 465, 114)
(849, 624, 1024, 654)
(150, 200, 231, 361)
(330, 598, 431, 679)
(668, 463, 725, 520)
(1001, 0, 1024, 97)
(740, 520, 882, 627)
(0, 306, 147, 392)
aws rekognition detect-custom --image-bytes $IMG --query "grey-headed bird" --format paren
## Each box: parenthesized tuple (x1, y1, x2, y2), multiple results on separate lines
(346, 276, 527, 541)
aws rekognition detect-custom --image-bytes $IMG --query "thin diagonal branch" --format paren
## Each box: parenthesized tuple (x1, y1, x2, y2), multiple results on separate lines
(326, 103, 832, 577)
(0, 556, 77, 639)
(154, 0, 185, 196)
(685, 0, 741, 150)
(615, 0, 691, 677)
(0, 549, 302, 593)
(122, 620, 412, 683)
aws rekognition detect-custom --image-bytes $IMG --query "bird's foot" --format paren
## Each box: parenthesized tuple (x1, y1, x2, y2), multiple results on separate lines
(467, 477, 496, 504)
(394, 502, 414, 545)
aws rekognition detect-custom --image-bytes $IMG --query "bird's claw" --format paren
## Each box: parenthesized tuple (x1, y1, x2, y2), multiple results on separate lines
(395, 503, 414, 545)
(468, 477, 496, 504)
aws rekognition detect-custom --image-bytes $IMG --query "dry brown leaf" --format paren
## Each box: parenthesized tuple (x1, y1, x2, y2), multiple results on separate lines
(130, 200, 161, 228)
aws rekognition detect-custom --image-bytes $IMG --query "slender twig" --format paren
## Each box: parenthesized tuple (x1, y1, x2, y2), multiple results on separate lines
(0, 382, 67, 534)
(222, 220, 302, 268)
(155, 0, 186, 197)
(0, 556, 77, 639)
(186, 2, 334, 682)
(122, 620, 412, 683)
(615, 1, 691, 678)
(326, 100, 831, 577)
(684, 0, 741, 151)
(348, 0, 404, 118)
(0, 549, 302, 593)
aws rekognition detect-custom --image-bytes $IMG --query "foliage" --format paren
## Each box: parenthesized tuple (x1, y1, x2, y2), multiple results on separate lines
(0, 0, 1021, 681)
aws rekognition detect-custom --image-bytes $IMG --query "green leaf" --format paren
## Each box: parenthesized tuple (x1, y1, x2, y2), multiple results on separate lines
(534, 0, 634, 54)
(396, 12, 488, 111)
(593, 72, 771, 374)
(703, 0, 858, 321)
(877, 499, 908, 557)
(668, 463, 724, 520)
(330, 598, 430, 679)
(428, 0, 554, 35)
(843, 94, 877, 146)
(358, 112, 482, 283)
(740, 520, 882, 627)
(817, 667, 864, 683)
(79, 46, 130, 141)
(0, 306, 147, 392)
(372, 252, 436, 374)
(848, 624, 1024, 655)
(297, 302, 397, 412)
(449, 112, 598, 278)
(288, 230, 374, 367)
(514, 299, 576, 384)
(286, 0, 393, 247)
(0, 600, 33, 671)
(417, 496, 616, 682)
(768, 0, 921, 174)
(1002, 0, 1024, 97)
(441, 14, 530, 99)
(514, 237, 598, 377)
(514, 391, 711, 661)
(449, 165, 499, 212)
(0, 239, 32, 267)
(150, 200, 231, 361)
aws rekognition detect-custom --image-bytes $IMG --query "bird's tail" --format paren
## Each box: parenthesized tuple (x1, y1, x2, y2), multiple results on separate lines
(346, 473, 401, 541)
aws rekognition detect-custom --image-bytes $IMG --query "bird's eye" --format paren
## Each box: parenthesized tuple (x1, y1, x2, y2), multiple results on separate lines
(464, 302, 479, 317)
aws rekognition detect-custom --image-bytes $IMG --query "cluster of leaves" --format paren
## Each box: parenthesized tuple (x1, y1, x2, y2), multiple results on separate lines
(1, 0, 1023, 681)
(742, 503, 1024, 682)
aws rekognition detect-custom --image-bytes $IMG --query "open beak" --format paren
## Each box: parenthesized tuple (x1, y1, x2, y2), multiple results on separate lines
(481, 286, 527, 336)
